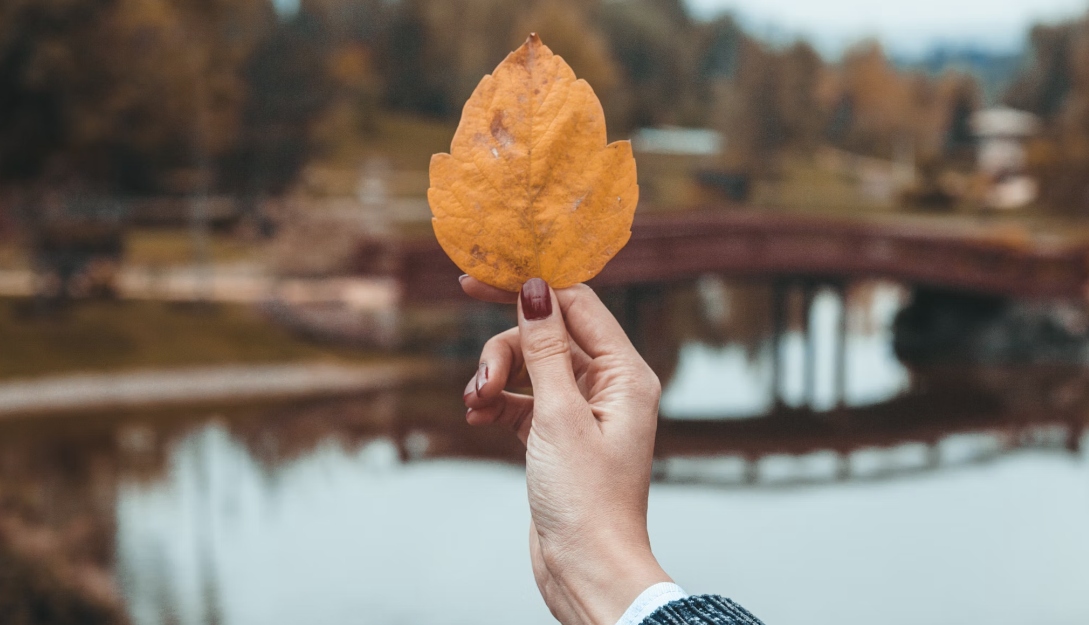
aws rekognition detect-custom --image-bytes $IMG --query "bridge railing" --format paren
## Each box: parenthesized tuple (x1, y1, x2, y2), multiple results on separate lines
(360, 210, 1089, 303)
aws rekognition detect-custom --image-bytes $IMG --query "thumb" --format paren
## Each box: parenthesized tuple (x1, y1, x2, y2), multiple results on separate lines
(518, 278, 582, 403)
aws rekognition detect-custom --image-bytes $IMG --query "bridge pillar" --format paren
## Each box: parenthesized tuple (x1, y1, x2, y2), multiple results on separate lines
(1066, 420, 1084, 454)
(926, 440, 942, 468)
(802, 282, 818, 408)
(835, 451, 851, 480)
(834, 282, 849, 410)
(744, 456, 760, 484)
(771, 280, 788, 410)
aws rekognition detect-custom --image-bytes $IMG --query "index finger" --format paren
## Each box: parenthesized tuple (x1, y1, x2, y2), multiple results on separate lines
(459, 275, 518, 304)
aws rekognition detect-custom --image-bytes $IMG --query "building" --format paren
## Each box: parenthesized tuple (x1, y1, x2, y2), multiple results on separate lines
(970, 107, 1040, 209)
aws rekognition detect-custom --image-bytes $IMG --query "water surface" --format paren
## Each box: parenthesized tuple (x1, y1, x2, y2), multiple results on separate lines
(115, 424, 1089, 625)
(5, 280, 1088, 624)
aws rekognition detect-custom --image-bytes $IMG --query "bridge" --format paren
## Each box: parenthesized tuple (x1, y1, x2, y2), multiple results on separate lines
(360, 209, 1089, 464)
(378, 209, 1089, 304)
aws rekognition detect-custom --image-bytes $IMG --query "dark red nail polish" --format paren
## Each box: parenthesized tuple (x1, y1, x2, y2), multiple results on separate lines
(521, 278, 551, 320)
(476, 363, 488, 394)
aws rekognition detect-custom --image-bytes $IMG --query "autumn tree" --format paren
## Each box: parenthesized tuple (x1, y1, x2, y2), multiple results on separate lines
(1006, 15, 1089, 214)
(598, 0, 702, 129)
(0, 0, 339, 199)
(219, 6, 335, 202)
(378, 0, 525, 116)
(1005, 22, 1079, 120)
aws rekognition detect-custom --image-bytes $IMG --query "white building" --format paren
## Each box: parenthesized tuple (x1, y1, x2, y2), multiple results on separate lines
(631, 127, 724, 156)
(970, 107, 1040, 210)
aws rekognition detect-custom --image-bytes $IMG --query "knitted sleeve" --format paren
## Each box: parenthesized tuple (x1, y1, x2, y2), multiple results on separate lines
(640, 594, 765, 625)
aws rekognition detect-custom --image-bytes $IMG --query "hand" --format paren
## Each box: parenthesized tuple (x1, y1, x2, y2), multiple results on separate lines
(461, 276, 672, 625)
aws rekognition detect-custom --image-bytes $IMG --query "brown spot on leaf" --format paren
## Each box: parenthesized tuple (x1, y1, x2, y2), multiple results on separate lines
(490, 110, 514, 147)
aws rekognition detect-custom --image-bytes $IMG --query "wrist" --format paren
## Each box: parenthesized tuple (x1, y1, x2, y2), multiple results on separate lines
(550, 537, 672, 625)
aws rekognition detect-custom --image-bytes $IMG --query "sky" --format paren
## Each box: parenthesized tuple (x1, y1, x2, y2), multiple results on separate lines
(685, 0, 1089, 56)
(267, 0, 1089, 58)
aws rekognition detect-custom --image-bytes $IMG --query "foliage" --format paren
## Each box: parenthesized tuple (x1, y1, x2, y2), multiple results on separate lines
(0, 298, 364, 379)
(0, 0, 1012, 199)
(0, 0, 273, 192)
(1006, 15, 1089, 215)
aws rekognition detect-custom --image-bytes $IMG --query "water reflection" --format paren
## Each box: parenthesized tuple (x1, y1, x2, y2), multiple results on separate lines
(3, 279, 1089, 624)
(661, 282, 910, 417)
(98, 415, 1084, 625)
(1, 384, 1086, 625)
(107, 417, 1089, 625)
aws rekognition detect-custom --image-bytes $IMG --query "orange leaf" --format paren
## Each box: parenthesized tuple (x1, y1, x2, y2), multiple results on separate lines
(428, 33, 639, 292)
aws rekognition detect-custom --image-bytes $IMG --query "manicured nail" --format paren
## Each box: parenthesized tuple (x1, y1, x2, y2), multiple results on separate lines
(463, 375, 477, 404)
(459, 274, 469, 284)
(520, 278, 551, 320)
(475, 362, 488, 394)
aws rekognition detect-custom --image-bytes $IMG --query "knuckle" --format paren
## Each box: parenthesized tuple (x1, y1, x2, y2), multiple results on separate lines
(643, 368, 662, 398)
(484, 327, 517, 352)
(482, 335, 504, 357)
(622, 363, 661, 404)
(523, 333, 570, 362)
(482, 329, 518, 365)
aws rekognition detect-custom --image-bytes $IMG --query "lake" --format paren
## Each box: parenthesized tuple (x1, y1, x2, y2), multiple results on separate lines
(4, 282, 1088, 624)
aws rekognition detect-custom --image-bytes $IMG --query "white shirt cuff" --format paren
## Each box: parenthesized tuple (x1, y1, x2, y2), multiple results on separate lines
(614, 582, 688, 625)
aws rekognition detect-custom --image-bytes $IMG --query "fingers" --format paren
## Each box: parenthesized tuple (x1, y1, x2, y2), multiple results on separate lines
(459, 274, 637, 362)
(518, 279, 589, 423)
(466, 392, 534, 445)
(463, 329, 526, 408)
(554, 284, 639, 360)
(464, 327, 593, 408)
(460, 275, 518, 304)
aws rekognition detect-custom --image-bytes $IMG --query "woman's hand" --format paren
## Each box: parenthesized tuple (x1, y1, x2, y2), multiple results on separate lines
(461, 276, 672, 625)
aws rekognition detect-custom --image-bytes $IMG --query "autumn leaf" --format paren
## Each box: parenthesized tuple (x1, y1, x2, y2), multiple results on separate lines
(428, 33, 638, 292)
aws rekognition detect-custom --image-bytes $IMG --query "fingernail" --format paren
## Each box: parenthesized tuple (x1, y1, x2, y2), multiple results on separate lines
(520, 278, 551, 320)
(475, 362, 488, 394)
(463, 375, 477, 404)
(458, 274, 469, 284)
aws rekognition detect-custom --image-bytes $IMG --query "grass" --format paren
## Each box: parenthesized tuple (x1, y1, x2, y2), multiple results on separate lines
(0, 298, 369, 380)
(1, 230, 262, 270)
(365, 113, 457, 170)
(751, 156, 886, 215)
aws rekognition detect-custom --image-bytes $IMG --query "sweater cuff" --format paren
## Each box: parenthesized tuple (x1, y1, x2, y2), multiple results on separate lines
(614, 582, 687, 625)
(639, 594, 766, 624)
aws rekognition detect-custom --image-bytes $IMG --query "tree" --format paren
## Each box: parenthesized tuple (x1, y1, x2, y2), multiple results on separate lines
(1006, 15, 1089, 214)
(1005, 22, 1077, 120)
(219, 6, 335, 200)
(598, 0, 700, 129)
(0, 0, 296, 196)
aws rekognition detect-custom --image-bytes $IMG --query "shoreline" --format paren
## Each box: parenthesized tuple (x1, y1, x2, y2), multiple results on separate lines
(0, 360, 436, 418)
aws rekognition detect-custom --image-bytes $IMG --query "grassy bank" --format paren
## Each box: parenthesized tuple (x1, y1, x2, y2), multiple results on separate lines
(0, 298, 367, 380)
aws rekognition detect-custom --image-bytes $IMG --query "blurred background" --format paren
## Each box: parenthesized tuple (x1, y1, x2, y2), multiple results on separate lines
(2, 0, 1089, 623)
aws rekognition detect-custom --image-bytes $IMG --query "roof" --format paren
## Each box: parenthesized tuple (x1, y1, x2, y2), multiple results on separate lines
(632, 127, 724, 156)
(970, 107, 1039, 138)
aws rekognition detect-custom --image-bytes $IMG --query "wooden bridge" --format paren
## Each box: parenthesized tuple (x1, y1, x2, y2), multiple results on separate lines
(375, 210, 1089, 304)
(358, 209, 1089, 467)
